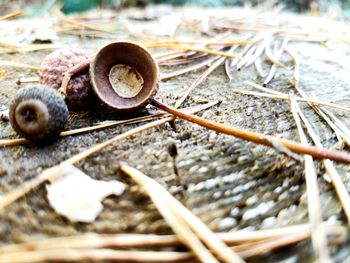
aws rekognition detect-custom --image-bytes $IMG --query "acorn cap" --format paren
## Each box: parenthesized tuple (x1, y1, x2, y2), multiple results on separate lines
(90, 42, 159, 111)
(9, 85, 68, 143)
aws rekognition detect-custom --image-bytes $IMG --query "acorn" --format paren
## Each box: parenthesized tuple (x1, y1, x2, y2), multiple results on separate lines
(90, 42, 159, 112)
(9, 85, 68, 143)
(39, 48, 95, 111)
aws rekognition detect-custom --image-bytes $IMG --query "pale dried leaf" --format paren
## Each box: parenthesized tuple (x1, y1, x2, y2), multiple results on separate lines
(46, 166, 125, 223)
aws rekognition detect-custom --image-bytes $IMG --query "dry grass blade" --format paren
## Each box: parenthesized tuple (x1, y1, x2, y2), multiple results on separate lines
(152, 99, 350, 163)
(294, 101, 350, 224)
(0, 102, 218, 208)
(120, 164, 245, 263)
(290, 96, 331, 263)
(0, 61, 39, 70)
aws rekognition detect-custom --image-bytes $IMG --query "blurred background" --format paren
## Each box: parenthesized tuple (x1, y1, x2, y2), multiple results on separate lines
(1, 0, 350, 19)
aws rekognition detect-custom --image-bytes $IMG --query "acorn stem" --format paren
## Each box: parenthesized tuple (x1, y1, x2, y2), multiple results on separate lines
(151, 99, 350, 164)
(59, 59, 90, 95)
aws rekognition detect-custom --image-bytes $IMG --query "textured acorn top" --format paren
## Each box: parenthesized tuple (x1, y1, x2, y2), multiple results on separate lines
(9, 85, 68, 142)
(90, 42, 159, 111)
(39, 48, 95, 111)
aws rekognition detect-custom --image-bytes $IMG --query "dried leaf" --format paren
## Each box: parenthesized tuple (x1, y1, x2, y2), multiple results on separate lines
(46, 166, 125, 223)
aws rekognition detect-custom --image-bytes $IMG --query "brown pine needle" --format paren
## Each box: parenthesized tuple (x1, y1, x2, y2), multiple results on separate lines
(175, 56, 225, 108)
(290, 96, 331, 263)
(120, 164, 245, 263)
(144, 181, 220, 263)
(244, 81, 285, 96)
(233, 88, 350, 113)
(146, 40, 250, 47)
(0, 114, 166, 147)
(294, 101, 350, 225)
(0, 224, 344, 262)
(0, 10, 22, 20)
(152, 99, 350, 163)
(0, 249, 192, 263)
(285, 47, 350, 147)
(0, 101, 219, 147)
(0, 223, 325, 253)
(146, 43, 240, 59)
(0, 117, 173, 209)
(0, 102, 218, 209)
(160, 56, 217, 81)
(0, 61, 39, 70)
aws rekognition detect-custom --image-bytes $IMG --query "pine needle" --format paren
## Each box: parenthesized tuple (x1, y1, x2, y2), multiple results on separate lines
(294, 100, 350, 225)
(0, 102, 218, 209)
(233, 87, 350, 113)
(120, 164, 245, 263)
(289, 95, 331, 263)
(0, 61, 39, 70)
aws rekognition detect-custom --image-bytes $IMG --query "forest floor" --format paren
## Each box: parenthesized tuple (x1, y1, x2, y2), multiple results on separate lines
(1, 6, 350, 262)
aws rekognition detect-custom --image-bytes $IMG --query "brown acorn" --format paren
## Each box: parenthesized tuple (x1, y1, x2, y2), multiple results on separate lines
(90, 42, 159, 112)
(39, 48, 95, 111)
(9, 85, 68, 143)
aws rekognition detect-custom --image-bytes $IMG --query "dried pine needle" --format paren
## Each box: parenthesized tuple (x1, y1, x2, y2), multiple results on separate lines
(0, 102, 218, 208)
(0, 10, 22, 20)
(120, 164, 245, 263)
(0, 223, 345, 262)
(233, 87, 350, 113)
(160, 56, 217, 81)
(0, 223, 328, 253)
(290, 96, 331, 263)
(0, 101, 219, 147)
(175, 56, 225, 108)
(294, 100, 350, 225)
(146, 43, 240, 59)
(0, 61, 39, 70)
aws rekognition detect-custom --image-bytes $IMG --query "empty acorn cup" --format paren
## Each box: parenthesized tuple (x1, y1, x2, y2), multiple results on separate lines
(90, 42, 159, 112)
